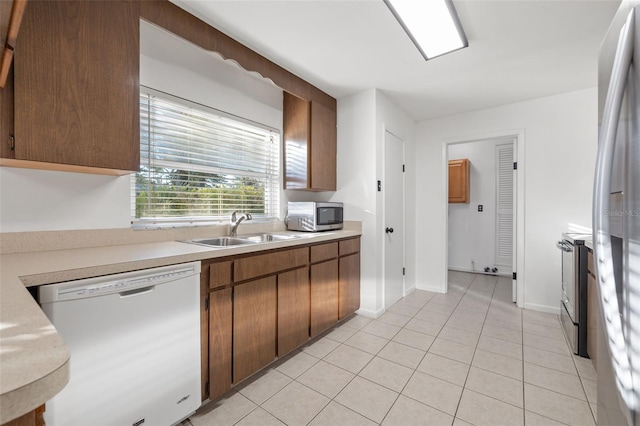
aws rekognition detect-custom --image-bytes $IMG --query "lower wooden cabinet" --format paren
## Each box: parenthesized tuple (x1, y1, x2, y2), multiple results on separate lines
(202, 236, 361, 399)
(339, 253, 361, 319)
(310, 259, 339, 337)
(277, 267, 310, 356)
(233, 276, 277, 383)
(208, 287, 232, 400)
(2, 405, 45, 426)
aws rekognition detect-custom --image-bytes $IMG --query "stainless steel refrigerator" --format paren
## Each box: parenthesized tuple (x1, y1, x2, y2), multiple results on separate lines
(595, 0, 640, 424)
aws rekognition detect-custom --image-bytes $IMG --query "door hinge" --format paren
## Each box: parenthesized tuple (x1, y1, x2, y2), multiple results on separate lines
(512, 272, 517, 280)
(205, 297, 209, 311)
(402, 267, 406, 276)
(9, 135, 15, 151)
(402, 164, 405, 172)
(513, 162, 517, 170)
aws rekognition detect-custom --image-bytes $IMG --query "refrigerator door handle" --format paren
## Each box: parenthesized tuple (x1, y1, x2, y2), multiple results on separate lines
(593, 7, 637, 418)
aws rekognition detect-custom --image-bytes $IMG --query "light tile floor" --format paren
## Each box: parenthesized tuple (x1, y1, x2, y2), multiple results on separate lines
(185, 271, 598, 426)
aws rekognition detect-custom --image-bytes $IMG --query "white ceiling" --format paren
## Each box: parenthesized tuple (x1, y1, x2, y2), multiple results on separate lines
(170, 0, 620, 122)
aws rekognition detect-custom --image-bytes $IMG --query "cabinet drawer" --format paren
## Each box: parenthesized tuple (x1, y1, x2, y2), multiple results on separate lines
(339, 238, 360, 256)
(210, 261, 232, 289)
(587, 249, 595, 276)
(234, 247, 308, 282)
(311, 242, 338, 263)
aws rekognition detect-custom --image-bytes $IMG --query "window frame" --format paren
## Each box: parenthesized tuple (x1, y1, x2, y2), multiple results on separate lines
(131, 86, 282, 228)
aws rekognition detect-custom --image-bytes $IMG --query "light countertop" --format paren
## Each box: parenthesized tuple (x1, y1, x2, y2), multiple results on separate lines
(0, 227, 361, 422)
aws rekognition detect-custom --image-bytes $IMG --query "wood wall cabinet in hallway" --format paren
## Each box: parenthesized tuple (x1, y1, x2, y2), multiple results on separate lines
(448, 158, 470, 203)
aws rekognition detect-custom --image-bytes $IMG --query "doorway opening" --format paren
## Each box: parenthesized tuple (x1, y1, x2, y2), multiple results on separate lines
(445, 132, 524, 306)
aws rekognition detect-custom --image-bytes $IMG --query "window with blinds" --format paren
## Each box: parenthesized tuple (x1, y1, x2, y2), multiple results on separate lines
(133, 90, 280, 224)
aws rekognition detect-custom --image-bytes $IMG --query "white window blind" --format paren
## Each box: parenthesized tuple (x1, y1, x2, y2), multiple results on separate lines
(133, 90, 280, 223)
(495, 142, 514, 267)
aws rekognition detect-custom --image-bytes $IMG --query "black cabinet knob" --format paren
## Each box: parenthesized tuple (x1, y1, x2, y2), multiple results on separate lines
(385, 227, 394, 234)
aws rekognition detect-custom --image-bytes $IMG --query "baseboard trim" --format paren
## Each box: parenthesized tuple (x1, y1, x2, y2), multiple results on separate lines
(448, 266, 511, 277)
(524, 303, 560, 315)
(415, 283, 446, 294)
(355, 306, 384, 318)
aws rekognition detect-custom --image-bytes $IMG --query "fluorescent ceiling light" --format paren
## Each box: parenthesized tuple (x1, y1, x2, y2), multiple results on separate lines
(384, 0, 468, 60)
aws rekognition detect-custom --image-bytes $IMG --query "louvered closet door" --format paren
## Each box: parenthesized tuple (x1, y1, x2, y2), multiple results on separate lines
(496, 142, 515, 267)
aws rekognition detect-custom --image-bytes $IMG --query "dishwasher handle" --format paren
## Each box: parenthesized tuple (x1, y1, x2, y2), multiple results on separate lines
(119, 285, 155, 298)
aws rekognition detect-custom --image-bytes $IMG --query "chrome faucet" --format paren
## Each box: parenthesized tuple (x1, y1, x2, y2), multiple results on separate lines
(230, 211, 252, 236)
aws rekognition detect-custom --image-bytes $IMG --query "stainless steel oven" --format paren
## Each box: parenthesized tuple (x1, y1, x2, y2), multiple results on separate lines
(557, 232, 589, 357)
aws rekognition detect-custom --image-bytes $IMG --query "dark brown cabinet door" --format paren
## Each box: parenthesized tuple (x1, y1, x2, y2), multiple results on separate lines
(233, 276, 277, 383)
(277, 267, 310, 356)
(339, 253, 361, 320)
(283, 92, 310, 189)
(310, 259, 339, 337)
(209, 287, 232, 400)
(310, 99, 337, 191)
(283, 92, 336, 191)
(13, 0, 139, 171)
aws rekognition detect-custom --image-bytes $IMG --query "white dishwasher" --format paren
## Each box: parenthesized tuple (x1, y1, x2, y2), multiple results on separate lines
(39, 262, 202, 426)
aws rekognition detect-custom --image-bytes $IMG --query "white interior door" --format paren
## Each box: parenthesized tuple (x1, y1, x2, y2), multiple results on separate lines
(495, 140, 517, 302)
(384, 131, 405, 309)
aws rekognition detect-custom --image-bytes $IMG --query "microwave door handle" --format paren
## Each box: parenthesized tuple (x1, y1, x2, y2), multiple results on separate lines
(593, 8, 636, 417)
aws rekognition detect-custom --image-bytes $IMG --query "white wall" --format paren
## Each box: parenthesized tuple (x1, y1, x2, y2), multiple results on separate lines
(0, 24, 284, 233)
(448, 138, 512, 274)
(333, 89, 378, 315)
(333, 89, 415, 317)
(0, 168, 132, 232)
(415, 88, 597, 313)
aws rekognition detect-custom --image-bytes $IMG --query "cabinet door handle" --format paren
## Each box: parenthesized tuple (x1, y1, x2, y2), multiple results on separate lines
(385, 227, 394, 234)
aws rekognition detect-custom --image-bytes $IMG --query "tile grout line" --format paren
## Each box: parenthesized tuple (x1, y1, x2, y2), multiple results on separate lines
(449, 273, 492, 423)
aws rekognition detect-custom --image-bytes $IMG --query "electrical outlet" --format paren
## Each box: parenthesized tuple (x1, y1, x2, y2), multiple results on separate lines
(478, 205, 483, 212)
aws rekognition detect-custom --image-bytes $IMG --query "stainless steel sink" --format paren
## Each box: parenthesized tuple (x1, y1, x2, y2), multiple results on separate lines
(187, 237, 257, 247)
(239, 233, 302, 243)
(186, 233, 303, 248)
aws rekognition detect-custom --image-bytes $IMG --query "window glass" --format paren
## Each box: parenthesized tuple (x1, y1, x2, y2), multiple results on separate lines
(133, 89, 280, 225)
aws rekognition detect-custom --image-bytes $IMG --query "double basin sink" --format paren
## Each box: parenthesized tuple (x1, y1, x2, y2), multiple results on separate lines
(187, 232, 305, 248)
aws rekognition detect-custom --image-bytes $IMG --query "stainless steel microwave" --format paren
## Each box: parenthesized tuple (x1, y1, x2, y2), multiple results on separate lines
(286, 202, 343, 232)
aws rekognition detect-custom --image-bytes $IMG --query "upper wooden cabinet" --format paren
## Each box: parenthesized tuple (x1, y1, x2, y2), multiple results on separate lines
(448, 158, 470, 203)
(283, 92, 337, 191)
(8, 0, 139, 173)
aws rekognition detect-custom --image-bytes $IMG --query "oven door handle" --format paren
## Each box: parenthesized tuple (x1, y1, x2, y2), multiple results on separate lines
(593, 7, 635, 418)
